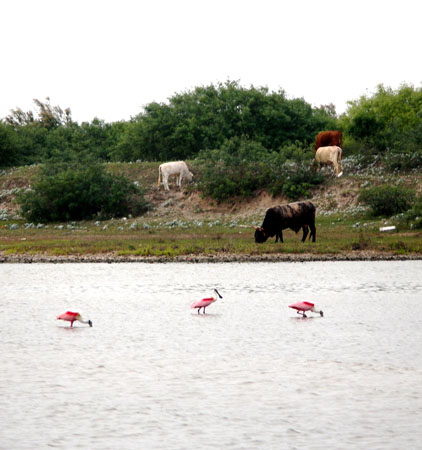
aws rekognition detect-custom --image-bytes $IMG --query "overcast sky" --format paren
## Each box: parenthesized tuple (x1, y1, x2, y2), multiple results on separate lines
(2, 0, 421, 123)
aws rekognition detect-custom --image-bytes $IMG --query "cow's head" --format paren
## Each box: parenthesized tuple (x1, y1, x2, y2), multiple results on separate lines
(187, 171, 193, 181)
(253, 226, 268, 243)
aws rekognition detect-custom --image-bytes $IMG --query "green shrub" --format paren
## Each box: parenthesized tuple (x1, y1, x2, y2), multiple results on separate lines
(197, 139, 323, 201)
(384, 148, 422, 171)
(268, 147, 323, 199)
(358, 184, 415, 217)
(402, 197, 422, 229)
(197, 139, 271, 201)
(18, 163, 148, 222)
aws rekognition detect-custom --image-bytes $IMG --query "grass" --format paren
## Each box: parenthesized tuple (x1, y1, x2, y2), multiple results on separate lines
(1, 161, 422, 260)
(1, 213, 422, 259)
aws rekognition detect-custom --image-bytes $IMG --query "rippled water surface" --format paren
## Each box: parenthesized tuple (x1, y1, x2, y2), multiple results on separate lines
(1, 261, 422, 449)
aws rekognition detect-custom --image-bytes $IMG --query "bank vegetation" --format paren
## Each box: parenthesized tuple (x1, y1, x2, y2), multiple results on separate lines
(1, 81, 421, 261)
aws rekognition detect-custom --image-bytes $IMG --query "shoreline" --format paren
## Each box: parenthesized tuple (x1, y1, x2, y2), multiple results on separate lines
(1, 252, 421, 264)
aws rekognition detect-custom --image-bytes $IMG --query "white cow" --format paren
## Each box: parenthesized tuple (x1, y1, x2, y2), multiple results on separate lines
(315, 146, 343, 177)
(158, 161, 193, 191)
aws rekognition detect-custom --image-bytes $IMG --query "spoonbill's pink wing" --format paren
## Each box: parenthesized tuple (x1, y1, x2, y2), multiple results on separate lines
(191, 297, 214, 309)
(288, 301, 314, 311)
(57, 311, 78, 320)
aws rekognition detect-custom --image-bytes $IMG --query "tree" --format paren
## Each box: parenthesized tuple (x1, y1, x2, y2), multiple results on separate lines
(343, 84, 422, 152)
(0, 122, 19, 167)
(114, 81, 338, 161)
(5, 97, 72, 129)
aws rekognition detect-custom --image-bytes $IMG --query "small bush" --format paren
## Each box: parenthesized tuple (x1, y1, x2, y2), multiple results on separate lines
(358, 184, 415, 217)
(401, 197, 422, 229)
(18, 163, 148, 222)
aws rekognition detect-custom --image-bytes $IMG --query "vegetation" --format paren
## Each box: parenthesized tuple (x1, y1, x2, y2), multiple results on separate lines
(17, 162, 148, 222)
(1, 210, 422, 259)
(197, 138, 323, 201)
(358, 185, 416, 217)
(401, 197, 422, 229)
(1, 82, 337, 168)
(340, 84, 422, 169)
(1, 81, 422, 256)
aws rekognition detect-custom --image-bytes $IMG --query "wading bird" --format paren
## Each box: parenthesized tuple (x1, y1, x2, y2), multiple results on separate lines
(289, 301, 323, 318)
(191, 289, 223, 314)
(57, 311, 93, 327)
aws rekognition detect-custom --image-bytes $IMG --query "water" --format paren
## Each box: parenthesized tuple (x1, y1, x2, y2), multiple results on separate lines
(1, 261, 422, 449)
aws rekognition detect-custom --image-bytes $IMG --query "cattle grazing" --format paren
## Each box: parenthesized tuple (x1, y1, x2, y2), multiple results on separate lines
(314, 130, 342, 152)
(158, 161, 193, 191)
(254, 201, 316, 243)
(315, 145, 343, 177)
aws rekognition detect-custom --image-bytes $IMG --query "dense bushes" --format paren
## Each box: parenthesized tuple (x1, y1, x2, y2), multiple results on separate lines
(341, 84, 422, 164)
(1, 99, 125, 167)
(17, 163, 148, 222)
(358, 185, 415, 217)
(197, 138, 323, 202)
(1, 85, 336, 167)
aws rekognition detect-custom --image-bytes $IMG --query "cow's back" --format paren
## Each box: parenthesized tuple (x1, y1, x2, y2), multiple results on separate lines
(315, 146, 337, 162)
(264, 201, 315, 230)
(314, 130, 342, 151)
(160, 161, 187, 175)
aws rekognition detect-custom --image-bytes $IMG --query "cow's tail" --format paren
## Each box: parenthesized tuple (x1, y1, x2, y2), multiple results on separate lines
(157, 166, 162, 187)
(337, 147, 343, 176)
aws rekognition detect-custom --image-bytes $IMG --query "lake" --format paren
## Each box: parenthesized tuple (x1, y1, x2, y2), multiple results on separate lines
(1, 261, 422, 449)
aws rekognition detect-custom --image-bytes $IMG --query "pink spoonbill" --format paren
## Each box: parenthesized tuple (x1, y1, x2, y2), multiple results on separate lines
(57, 311, 93, 327)
(191, 289, 223, 314)
(289, 301, 323, 318)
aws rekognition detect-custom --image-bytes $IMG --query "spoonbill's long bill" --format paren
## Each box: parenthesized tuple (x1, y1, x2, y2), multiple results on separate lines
(57, 311, 93, 327)
(191, 289, 223, 314)
(289, 301, 323, 318)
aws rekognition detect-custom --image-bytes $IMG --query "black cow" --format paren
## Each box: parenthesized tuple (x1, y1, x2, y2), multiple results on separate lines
(254, 201, 316, 243)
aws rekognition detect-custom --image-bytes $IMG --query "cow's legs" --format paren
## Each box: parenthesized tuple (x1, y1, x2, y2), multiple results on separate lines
(332, 162, 338, 177)
(278, 231, 283, 243)
(163, 175, 169, 191)
(309, 223, 316, 242)
(301, 225, 309, 242)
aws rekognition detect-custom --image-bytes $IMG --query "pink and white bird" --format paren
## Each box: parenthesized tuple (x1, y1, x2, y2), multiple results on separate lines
(289, 301, 323, 318)
(57, 311, 93, 327)
(191, 289, 223, 314)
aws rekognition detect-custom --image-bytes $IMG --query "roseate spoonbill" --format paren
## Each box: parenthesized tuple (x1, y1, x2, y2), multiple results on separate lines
(289, 301, 323, 318)
(57, 311, 93, 327)
(191, 289, 223, 314)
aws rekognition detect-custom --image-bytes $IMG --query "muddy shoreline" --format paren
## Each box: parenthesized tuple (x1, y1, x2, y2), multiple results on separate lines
(1, 252, 421, 264)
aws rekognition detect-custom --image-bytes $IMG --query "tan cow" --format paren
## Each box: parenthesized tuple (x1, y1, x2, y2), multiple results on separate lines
(315, 146, 343, 177)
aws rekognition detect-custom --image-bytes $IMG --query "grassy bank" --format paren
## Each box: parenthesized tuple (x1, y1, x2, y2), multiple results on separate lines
(1, 214, 421, 261)
(1, 162, 422, 261)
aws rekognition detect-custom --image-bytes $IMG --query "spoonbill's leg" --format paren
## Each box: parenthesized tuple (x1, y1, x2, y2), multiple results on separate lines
(303, 313, 307, 318)
(197, 308, 200, 314)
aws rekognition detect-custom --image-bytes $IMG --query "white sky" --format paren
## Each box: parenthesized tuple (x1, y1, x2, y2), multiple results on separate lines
(2, 0, 421, 123)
